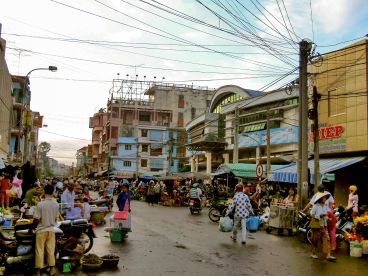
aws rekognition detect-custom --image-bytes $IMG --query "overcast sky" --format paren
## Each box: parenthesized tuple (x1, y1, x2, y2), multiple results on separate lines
(1, 0, 367, 165)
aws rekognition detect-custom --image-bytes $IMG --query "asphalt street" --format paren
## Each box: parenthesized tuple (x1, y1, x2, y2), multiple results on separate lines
(70, 201, 367, 276)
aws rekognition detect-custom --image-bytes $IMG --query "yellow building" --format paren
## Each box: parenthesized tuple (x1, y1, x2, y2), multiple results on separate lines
(309, 39, 368, 206)
(309, 40, 367, 154)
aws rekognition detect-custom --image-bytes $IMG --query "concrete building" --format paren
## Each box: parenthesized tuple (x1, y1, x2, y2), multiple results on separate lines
(0, 26, 12, 163)
(307, 39, 368, 205)
(186, 84, 299, 173)
(87, 79, 214, 177)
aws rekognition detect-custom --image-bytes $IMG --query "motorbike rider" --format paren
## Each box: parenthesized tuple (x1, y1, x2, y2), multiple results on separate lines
(189, 181, 202, 208)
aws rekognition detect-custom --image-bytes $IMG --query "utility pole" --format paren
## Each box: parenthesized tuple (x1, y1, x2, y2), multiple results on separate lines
(298, 40, 313, 210)
(266, 109, 271, 177)
(312, 86, 321, 193)
(233, 106, 239, 163)
(167, 136, 174, 175)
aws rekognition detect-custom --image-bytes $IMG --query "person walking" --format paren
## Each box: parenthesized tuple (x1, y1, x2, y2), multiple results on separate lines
(117, 183, 131, 212)
(146, 181, 155, 206)
(33, 184, 59, 276)
(226, 184, 253, 245)
(154, 181, 161, 204)
(309, 191, 336, 261)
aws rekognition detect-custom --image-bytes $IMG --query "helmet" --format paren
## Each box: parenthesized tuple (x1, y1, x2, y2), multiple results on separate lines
(235, 184, 243, 192)
(192, 183, 199, 188)
(349, 185, 357, 192)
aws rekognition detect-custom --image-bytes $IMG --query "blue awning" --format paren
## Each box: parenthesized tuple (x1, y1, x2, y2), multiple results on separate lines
(268, 157, 366, 184)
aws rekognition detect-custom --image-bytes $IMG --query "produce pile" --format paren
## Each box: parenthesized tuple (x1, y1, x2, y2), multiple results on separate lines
(81, 254, 101, 264)
(354, 214, 368, 239)
(101, 254, 119, 260)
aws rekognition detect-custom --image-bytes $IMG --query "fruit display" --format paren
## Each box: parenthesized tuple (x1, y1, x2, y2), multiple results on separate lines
(354, 214, 368, 239)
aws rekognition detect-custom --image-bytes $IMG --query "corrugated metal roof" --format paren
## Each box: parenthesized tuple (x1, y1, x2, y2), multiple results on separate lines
(268, 157, 366, 184)
(216, 163, 284, 178)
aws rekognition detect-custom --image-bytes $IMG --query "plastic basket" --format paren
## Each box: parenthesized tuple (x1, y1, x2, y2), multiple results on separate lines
(110, 229, 123, 242)
(101, 255, 120, 268)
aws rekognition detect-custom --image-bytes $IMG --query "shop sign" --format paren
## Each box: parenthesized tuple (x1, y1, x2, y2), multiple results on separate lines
(309, 125, 344, 141)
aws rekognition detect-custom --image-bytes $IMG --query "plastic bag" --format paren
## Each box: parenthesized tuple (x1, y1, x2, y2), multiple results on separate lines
(219, 216, 233, 232)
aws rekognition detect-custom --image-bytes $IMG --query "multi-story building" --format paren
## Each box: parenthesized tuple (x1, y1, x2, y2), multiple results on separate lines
(0, 26, 12, 164)
(76, 146, 88, 177)
(88, 79, 214, 177)
(307, 39, 368, 205)
(186, 84, 299, 173)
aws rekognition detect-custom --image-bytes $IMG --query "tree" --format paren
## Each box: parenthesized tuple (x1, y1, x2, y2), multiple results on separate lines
(38, 141, 51, 158)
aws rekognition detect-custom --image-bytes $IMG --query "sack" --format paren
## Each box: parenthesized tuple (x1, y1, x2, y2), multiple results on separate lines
(247, 216, 260, 232)
(309, 218, 321, 229)
(219, 216, 233, 232)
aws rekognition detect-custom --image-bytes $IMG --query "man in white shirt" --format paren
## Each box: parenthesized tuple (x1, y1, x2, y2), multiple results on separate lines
(60, 182, 75, 215)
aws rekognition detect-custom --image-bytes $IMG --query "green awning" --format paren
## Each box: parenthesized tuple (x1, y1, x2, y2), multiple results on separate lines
(216, 163, 284, 178)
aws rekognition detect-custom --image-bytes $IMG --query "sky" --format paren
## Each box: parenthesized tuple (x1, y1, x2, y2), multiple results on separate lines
(1, 0, 367, 165)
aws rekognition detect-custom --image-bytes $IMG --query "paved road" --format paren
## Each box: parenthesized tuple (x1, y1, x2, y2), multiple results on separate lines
(74, 201, 366, 276)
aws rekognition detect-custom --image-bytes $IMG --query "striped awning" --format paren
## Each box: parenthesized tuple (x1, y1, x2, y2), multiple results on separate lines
(268, 157, 366, 184)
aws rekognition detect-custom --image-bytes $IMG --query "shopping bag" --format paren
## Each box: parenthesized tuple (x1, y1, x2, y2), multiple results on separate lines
(219, 216, 233, 232)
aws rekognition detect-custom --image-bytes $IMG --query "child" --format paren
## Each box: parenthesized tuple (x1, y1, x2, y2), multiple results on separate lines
(82, 197, 91, 221)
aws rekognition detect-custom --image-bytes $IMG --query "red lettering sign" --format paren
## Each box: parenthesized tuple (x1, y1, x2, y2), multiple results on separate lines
(309, 125, 344, 141)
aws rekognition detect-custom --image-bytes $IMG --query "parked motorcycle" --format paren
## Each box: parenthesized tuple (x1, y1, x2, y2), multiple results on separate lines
(208, 200, 228, 222)
(296, 211, 313, 244)
(189, 198, 201, 214)
(335, 206, 354, 244)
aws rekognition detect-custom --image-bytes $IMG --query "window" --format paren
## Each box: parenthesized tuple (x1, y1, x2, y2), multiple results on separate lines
(111, 126, 118, 139)
(191, 107, 196, 120)
(142, 144, 149, 152)
(139, 111, 151, 122)
(328, 88, 346, 116)
(112, 107, 119, 118)
(177, 131, 187, 144)
(141, 159, 147, 167)
(125, 144, 132, 150)
(123, 161, 131, 167)
(178, 95, 184, 108)
(151, 147, 162, 156)
(141, 129, 148, 137)
(177, 146, 186, 158)
(178, 112, 184, 127)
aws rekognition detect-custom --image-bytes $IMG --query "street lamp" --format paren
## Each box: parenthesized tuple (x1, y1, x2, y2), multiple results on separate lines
(22, 66, 58, 163)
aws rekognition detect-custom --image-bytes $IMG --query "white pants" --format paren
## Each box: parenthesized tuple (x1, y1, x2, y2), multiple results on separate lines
(233, 218, 247, 242)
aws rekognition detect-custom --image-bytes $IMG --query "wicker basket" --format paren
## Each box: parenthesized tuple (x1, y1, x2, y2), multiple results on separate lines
(90, 211, 106, 225)
(80, 258, 103, 271)
(101, 255, 120, 268)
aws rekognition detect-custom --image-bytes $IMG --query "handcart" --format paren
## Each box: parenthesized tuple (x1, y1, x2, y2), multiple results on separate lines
(265, 204, 296, 236)
(106, 202, 131, 242)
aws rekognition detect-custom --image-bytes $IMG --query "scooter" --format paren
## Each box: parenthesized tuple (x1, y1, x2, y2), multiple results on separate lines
(335, 207, 354, 244)
(208, 200, 228, 222)
(296, 211, 313, 244)
(189, 198, 202, 215)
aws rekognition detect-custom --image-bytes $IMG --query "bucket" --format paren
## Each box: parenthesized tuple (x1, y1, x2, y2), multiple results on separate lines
(350, 241, 363, 257)
(362, 240, 368, 254)
(110, 229, 123, 242)
(246, 216, 260, 233)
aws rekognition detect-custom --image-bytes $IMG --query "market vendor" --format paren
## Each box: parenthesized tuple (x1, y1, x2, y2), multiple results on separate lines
(23, 184, 43, 206)
(283, 187, 298, 207)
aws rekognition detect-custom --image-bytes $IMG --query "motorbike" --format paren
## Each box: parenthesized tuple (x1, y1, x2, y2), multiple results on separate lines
(189, 198, 202, 214)
(296, 211, 313, 244)
(335, 206, 354, 244)
(208, 200, 228, 222)
(0, 217, 95, 274)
